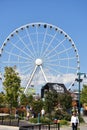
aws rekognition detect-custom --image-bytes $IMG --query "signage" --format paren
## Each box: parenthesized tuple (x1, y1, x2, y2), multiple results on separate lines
(53, 84, 64, 93)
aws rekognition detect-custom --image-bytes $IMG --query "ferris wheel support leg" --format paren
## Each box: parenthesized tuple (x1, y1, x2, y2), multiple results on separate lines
(24, 65, 38, 94)
(40, 65, 48, 83)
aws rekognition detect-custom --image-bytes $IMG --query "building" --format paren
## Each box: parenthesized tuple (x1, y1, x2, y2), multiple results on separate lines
(41, 82, 68, 98)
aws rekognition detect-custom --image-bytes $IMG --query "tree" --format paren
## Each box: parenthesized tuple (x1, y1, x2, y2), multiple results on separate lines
(3, 67, 21, 108)
(58, 93, 72, 110)
(44, 90, 72, 119)
(44, 91, 58, 114)
(31, 99, 43, 116)
(0, 92, 5, 107)
(20, 94, 34, 106)
(80, 84, 87, 104)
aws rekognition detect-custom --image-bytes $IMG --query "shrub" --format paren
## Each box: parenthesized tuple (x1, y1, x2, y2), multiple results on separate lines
(60, 119, 69, 125)
(40, 117, 51, 123)
(52, 110, 71, 121)
(29, 117, 51, 124)
(29, 118, 38, 123)
(79, 116, 85, 123)
(62, 112, 71, 121)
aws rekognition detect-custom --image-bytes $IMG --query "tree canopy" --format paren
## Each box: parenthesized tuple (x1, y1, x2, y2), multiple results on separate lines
(80, 84, 87, 104)
(3, 67, 21, 107)
(44, 90, 72, 114)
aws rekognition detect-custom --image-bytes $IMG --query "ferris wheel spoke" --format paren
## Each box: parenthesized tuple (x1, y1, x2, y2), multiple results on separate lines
(40, 26, 48, 57)
(40, 26, 48, 56)
(20, 66, 34, 74)
(57, 56, 77, 61)
(25, 28, 37, 57)
(42, 32, 57, 57)
(4, 50, 30, 61)
(9, 41, 34, 60)
(46, 65, 63, 75)
(16, 33, 35, 58)
(43, 38, 66, 58)
(21, 65, 33, 72)
(45, 56, 77, 63)
(46, 62, 77, 70)
(45, 58, 59, 63)
(20, 62, 34, 69)
(2, 61, 33, 64)
(57, 46, 74, 55)
(44, 46, 72, 60)
(36, 26, 39, 57)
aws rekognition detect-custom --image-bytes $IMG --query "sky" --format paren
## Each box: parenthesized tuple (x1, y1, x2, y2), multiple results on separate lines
(0, 0, 87, 92)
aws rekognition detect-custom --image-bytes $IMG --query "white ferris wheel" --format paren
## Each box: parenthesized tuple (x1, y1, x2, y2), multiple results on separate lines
(0, 22, 80, 94)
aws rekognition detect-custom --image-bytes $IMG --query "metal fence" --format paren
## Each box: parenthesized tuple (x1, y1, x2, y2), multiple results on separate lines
(19, 123, 60, 130)
(0, 115, 19, 126)
(0, 116, 60, 130)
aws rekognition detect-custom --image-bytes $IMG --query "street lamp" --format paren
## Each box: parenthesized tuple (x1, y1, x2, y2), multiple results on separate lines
(75, 72, 86, 115)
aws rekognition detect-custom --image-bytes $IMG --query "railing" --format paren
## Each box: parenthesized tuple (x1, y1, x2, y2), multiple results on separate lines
(0, 114, 19, 126)
(19, 123, 60, 130)
(0, 114, 60, 130)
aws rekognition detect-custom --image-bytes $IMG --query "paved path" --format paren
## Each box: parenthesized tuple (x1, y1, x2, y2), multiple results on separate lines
(0, 125, 19, 130)
(83, 116, 87, 123)
(61, 124, 87, 130)
(0, 124, 87, 130)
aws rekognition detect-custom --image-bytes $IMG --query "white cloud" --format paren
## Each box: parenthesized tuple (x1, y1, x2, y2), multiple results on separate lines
(15, 67, 78, 91)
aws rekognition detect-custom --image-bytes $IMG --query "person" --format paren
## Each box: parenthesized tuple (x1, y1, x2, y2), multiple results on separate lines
(80, 107, 84, 116)
(15, 108, 19, 119)
(71, 112, 79, 130)
(26, 110, 30, 120)
(41, 108, 45, 117)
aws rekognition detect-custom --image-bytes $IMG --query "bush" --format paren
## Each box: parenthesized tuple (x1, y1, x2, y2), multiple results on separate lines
(79, 116, 85, 123)
(29, 117, 51, 124)
(52, 110, 71, 121)
(29, 118, 38, 123)
(40, 117, 51, 123)
(62, 112, 71, 121)
(60, 119, 69, 125)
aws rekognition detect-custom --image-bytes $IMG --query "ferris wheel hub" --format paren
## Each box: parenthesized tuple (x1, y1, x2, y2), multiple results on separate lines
(35, 59, 43, 66)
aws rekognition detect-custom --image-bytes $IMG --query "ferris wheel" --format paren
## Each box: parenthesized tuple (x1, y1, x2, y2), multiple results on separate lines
(0, 22, 80, 93)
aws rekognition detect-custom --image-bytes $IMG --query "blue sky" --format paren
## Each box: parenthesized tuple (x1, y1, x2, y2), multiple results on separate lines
(0, 0, 87, 73)
(0, 0, 87, 91)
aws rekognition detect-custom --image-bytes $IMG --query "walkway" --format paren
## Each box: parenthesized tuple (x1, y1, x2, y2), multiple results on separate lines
(0, 124, 87, 130)
(0, 125, 19, 130)
(83, 116, 87, 123)
(61, 124, 87, 130)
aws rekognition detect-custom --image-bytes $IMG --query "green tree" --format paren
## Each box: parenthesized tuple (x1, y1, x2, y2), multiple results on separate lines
(44, 91, 58, 114)
(20, 94, 34, 106)
(0, 92, 6, 107)
(58, 93, 72, 110)
(81, 84, 87, 104)
(3, 67, 21, 108)
(44, 90, 72, 117)
(31, 99, 43, 116)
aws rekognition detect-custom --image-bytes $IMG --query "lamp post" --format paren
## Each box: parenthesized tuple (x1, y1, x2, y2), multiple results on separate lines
(76, 72, 86, 115)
